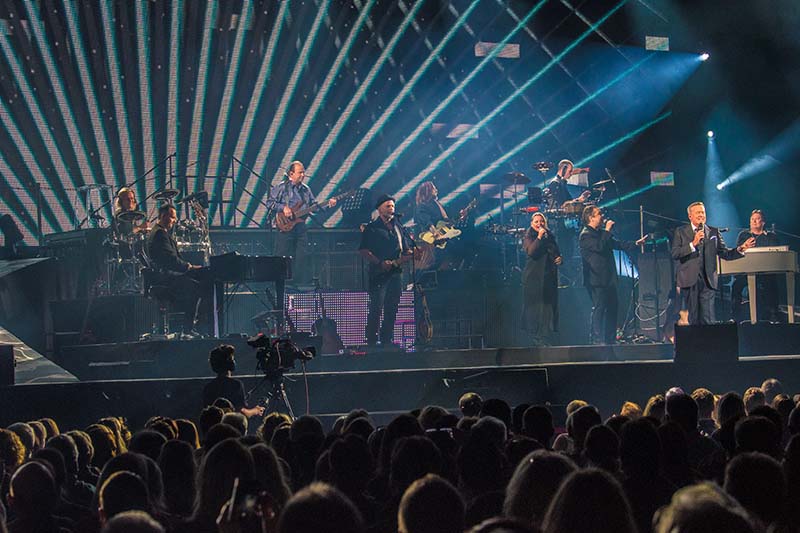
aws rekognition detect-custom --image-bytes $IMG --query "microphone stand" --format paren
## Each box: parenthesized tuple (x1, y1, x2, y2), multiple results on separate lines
(395, 214, 421, 349)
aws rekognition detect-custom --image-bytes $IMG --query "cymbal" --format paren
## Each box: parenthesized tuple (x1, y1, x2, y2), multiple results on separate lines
(503, 172, 530, 185)
(116, 210, 146, 222)
(153, 188, 180, 201)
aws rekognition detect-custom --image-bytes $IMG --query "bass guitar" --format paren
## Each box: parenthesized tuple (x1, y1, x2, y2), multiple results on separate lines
(275, 189, 357, 232)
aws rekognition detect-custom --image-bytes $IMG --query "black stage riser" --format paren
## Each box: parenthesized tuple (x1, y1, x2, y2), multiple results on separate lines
(3, 357, 798, 432)
(54, 340, 674, 381)
(0, 259, 55, 354)
(0, 366, 548, 430)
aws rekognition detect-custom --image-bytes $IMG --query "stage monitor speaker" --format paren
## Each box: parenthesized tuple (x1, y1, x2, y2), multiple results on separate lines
(0, 344, 14, 386)
(674, 323, 738, 365)
(738, 323, 800, 356)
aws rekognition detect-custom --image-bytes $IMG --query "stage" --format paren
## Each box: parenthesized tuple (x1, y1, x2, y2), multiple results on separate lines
(4, 334, 800, 431)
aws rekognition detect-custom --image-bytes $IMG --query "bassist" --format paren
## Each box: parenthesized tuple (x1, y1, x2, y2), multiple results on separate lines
(359, 194, 412, 348)
(266, 160, 336, 285)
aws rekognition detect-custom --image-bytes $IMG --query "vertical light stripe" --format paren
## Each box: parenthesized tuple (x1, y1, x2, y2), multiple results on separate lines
(166, 0, 182, 190)
(0, 100, 68, 231)
(135, 1, 156, 200)
(298, 0, 426, 200)
(186, 2, 218, 181)
(0, 34, 77, 191)
(315, 0, 481, 208)
(266, 0, 376, 191)
(206, 2, 253, 178)
(63, 2, 116, 191)
(22, 2, 101, 191)
(222, 1, 289, 224)
(244, 1, 331, 223)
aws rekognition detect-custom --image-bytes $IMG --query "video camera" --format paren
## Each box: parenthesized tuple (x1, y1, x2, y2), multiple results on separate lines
(246, 333, 315, 376)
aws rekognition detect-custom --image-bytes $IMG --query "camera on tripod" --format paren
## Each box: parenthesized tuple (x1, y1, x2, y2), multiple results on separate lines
(247, 333, 315, 377)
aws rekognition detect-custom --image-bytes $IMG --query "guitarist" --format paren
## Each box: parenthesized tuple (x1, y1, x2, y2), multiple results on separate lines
(414, 181, 448, 271)
(266, 161, 336, 284)
(359, 194, 412, 348)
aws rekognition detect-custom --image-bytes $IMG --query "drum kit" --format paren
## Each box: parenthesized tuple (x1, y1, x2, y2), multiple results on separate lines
(480, 162, 610, 278)
(102, 188, 210, 295)
(482, 162, 608, 236)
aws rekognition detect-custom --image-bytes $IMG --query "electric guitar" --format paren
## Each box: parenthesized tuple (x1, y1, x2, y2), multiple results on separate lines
(417, 198, 477, 249)
(275, 189, 357, 232)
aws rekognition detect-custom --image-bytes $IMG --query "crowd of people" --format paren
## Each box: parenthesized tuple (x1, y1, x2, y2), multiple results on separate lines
(1, 377, 799, 533)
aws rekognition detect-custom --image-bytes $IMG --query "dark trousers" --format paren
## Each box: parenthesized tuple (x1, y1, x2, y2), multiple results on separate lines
(366, 273, 402, 345)
(274, 224, 308, 284)
(587, 285, 618, 344)
(683, 275, 716, 325)
(163, 272, 203, 332)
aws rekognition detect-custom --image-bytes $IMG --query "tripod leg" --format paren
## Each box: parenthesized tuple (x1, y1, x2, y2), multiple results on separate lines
(278, 382, 295, 420)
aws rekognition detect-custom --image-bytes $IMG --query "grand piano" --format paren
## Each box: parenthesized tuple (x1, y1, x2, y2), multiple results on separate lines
(719, 247, 797, 324)
(209, 252, 292, 336)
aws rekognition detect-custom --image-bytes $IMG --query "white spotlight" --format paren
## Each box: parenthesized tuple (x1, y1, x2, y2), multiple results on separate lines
(700, 52, 710, 61)
(707, 130, 714, 139)
(716, 183, 725, 191)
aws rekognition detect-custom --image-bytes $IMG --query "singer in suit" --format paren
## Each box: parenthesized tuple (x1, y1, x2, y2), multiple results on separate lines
(147, 203, 206, 335)
(671, 201, 755, 325)
(579, 205, 646, 344)
(265, 161, 335, 285)
(521, 213, 562, 346)
(732, 209, 780, 321)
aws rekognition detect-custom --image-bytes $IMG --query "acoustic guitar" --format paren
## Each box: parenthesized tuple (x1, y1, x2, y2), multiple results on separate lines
(275, 189, 357, 232)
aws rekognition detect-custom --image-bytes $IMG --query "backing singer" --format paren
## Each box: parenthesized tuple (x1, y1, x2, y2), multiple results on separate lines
(521, 213, 562, 346)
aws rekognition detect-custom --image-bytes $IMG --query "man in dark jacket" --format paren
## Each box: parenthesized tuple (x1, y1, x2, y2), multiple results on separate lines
(671, 201, 754, 325)
(147, 203, 205, 335)
(579, 205, 645, 344)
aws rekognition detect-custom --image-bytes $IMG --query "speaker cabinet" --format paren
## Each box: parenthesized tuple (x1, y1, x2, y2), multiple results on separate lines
(674, 323, 738, 365)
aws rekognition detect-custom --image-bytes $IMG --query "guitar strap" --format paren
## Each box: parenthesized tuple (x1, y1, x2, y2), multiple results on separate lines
(392, 222, 404, 255)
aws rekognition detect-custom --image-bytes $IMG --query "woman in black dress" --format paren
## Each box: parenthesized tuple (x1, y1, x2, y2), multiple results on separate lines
(522, 213, 562, 345)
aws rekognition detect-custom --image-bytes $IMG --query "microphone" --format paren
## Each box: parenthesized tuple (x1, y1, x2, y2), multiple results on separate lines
(394, 212, 405, 218)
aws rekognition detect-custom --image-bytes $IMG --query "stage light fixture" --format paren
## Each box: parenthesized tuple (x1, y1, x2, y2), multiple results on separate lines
(700, 52, 709, 61)
(707, 130, 714, 139)
(716, 183, 724, 191)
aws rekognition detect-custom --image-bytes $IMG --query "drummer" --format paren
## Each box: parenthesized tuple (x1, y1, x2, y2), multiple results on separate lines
(113, 187, 149, 238)
(545, 159, 591, 209)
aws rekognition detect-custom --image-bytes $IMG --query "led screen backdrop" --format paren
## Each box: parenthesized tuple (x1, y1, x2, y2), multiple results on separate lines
(0, 0, 684, 243)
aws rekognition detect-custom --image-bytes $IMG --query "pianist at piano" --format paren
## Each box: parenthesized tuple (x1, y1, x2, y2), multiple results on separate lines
(147, 203, 208, 336)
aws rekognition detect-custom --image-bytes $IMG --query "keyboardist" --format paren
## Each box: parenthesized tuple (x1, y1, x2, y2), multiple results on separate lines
(732, 209, 780, 321)
(147, 203, 208, 337)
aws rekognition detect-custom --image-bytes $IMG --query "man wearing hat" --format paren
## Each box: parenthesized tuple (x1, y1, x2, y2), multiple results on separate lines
(358, 194, 412, 347)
